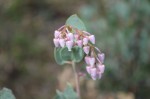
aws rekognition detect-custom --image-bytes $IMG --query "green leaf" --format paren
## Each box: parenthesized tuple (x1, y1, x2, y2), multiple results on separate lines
(54, 48, 65, 65)
(66, 14, 87, 31)
(54, 47, 84, 65)
(71, 46, 84, 63)
(63, 83, 78, 99)
(54, 90, 66, 99)
(54, 83, 78, 99)
(0, 88, 16, 99)
(60, 47, 72, 61)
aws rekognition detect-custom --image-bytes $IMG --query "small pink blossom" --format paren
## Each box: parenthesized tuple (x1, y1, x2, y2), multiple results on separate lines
(59, 39, 65, 47)
(86, 66, 92, 74)
(98, 53, 105, 63)
(89, 35, 95, 44)
(97, 64, 105, 73)
(53, 38, 59, 47)
(67, 33, 74, 40)
(90, 68, 97, 80)
(83, 46, 90, 54)
(66, 40, 74, 51)
(83, 37, 88, 45)
(54, 30, 60, 38)
(85, 56, 90, 65)
(89, 57, 95, 66)
(76, 40, 83, 47)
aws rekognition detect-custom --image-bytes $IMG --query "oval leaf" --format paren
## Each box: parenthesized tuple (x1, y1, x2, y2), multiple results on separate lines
(60, 47, 72, 61)
(66, 14, 87, 31)
(54, 48, 65, 65)
(71, 46, 84, 62)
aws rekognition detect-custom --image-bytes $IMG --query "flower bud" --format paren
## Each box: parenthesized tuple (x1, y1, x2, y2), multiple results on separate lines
(89, 57, 95, 66)
(89, 35, 95, 44)
(98, 53, 105, 63)
(83, 37, 88, 45)
(67, 33, 74, 41)
(66, 40, 74, 51)
(77, 40, 83, 47)
(59, 39, 65, 47)
(83, 46, 90, 54)
(53, 39, 59, 47)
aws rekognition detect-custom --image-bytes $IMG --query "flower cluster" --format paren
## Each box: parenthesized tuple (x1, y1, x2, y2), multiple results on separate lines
(53, 25, 105, 80)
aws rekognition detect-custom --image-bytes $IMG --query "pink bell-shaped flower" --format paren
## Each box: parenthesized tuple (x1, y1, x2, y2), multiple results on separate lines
(54, 30, 60, 38)
(77, 40, 83, 47)
(89, 35, 95, 44)
(83, 37, 88, 45)
(85, 56, 90, 65)
(98, 53, 105, 63)
(97, 64, 105, 73)
(66, 40, 74, 51)
(86, 66, 92, 74)
(59, 39, 65, 47)
(83, 46, 90, 54)
(89, 57, 95, 66)
(67, 33, 74, 41)
(53, 38, 59, 47)
(90, 68, 97, 80)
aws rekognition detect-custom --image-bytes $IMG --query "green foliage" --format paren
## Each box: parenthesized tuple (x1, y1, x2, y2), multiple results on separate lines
(54, 47, 65, 65)
(66, 14, 87, 31)
(54, 47, 84, 65)
(0, 88, 16, 99)
(54, 83, 78, 99)
(71, 46, 84, 62)
(60, 47, 72, 61)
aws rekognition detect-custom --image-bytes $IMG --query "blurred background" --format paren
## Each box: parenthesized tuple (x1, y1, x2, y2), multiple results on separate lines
(0, 0, 150, 99)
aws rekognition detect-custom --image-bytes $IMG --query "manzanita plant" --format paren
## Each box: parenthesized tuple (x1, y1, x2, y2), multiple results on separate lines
(53, 14, 105, 99)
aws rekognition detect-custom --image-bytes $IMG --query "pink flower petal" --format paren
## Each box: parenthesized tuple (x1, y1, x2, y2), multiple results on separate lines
(77, 40, 83, 47)
(83, 38, 88, 45)
(97, 64, 105, 73)
(86, 66, 92, 74)
(67, 33, 74, 41)
(98, 53, 105, 63)
(85, 56, 90, 65)
(59, 39, 65, 47)
(89, 57, 95, 66)
(54, 30, 60, 38)
(90, 68, 97, 80)
(89, 35, 95, 44)
(66, 41, 74, 51)
(83, 46, 90, 54)
(53, 39, 59, 47)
